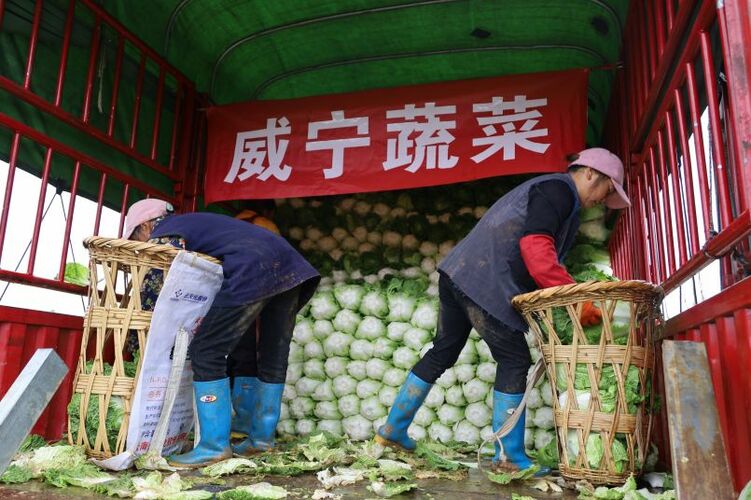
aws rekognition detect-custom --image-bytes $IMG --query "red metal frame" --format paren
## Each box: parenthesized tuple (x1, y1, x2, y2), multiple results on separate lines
(607, 0, 751, 491)
(0, 0, 202, 296)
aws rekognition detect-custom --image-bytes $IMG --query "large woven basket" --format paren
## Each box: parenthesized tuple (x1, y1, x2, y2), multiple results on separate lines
(512, 280, 663, 485)
(67, 236, 219, 459)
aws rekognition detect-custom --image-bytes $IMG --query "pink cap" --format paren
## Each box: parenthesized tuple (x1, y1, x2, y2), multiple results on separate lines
(569, 147, 631, 209)
(124, 199, 173, 238)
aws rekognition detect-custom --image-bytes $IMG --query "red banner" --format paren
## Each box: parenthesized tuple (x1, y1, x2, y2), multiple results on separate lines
(204, 69, 588, 202)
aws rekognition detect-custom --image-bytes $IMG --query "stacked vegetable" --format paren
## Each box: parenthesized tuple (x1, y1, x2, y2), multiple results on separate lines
(271, 180, 621, 465)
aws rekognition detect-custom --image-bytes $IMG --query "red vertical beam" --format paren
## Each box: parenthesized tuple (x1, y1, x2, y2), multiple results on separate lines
(167, 85, 182, 173)
(129, 55, 147, 150)
(673, 87, 701, 255)
(635, 173, 650, 281)
(106, 36, 125, 137)
(81, 16, 101, 123)
(654, 0, 666, 58)
(645, 0, 657, 82)
(717, 0, 751, 213)
(27, 146, 54, 275)
(638, 1, 651, 113)
(57, 161, 81, 283)
(716, 314, 751, 489)
(0, 133, 21, 261)
(685, 61, 714, 239)
(118, 184, 130, 238)
(23, 0, 44, 89)
(665, 0, 675, 32)
(699, 32, 734, 229)
(93, 172, 107, 236)
(53, 0, 75, 107)
(647, 148, 667, 283)
(664, 109, 689, 266)
(150, 69, 166, 161)
(701, 322, 732, 469)
(638, 171, 656, 282)
(656, 129, 677, 274)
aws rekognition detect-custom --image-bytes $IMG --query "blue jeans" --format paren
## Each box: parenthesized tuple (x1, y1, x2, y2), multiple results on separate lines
(412, 275, 531, 393)
(189, 285, 301, 383)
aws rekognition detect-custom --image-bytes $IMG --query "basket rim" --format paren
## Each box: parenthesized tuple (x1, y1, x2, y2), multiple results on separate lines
(83, 236, 221, 265)
(512, 280, 663, 312)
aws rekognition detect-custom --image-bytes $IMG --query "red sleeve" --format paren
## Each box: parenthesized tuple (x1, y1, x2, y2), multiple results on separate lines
(519, 234, 575, 288)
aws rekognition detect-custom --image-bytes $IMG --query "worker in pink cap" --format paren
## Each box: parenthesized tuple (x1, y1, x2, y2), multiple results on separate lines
(377, 147, 629, 475)
(124, 199, 320, 468)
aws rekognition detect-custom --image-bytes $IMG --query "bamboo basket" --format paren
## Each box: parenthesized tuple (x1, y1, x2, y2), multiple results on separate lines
(512, 280, 663, 485)
(68, 236, 220, 459)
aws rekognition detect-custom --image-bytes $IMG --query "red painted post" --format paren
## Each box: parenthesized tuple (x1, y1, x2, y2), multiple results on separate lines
(53, 0, 76, 107)
(107, 36, 125, 137)
(81, 16, 102, 123)
(118, 184, 130, 238)
(716, 0, 751, 213)
(647, 148, 666, 283)
(0, 133, 21, 261)
(129, 55, 147, 150)
(150, 69, 166, 161)
(664, 108, 689, 266)
(57, 161, 81, 284)
(673, 87, 701, 255)
(93, 173, 107, 236)
(685, 61, 714, 240)
(656, 129, 677, 275)
(27, 146, 54, 275)
(699, 31, 734, 228)
(23, 0, 44, 89)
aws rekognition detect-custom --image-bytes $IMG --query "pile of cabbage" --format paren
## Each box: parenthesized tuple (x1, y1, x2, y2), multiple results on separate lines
(271, 183, 626, 468)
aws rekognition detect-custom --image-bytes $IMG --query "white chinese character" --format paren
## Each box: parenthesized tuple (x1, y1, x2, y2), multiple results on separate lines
(383, 102, 458, 173)
(224, 117, 292, 183)
(471, 95, 550, 163)
(306, 111, 370, 179)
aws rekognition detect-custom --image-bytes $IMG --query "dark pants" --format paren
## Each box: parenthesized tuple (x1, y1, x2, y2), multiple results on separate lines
(189, 285, 301, 383)
(412, 275, 531, 393)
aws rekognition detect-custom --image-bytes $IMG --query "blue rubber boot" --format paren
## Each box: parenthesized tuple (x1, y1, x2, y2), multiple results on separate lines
(231, 376, 258, 438)
(233, 380, 284, 456)
(375, 371, 432, 451)
(168, 378, 233, 468)
(492, 391, 550, 476)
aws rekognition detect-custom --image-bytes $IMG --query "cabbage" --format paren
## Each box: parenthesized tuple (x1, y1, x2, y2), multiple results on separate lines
(322, 332, 351, 357)
(332, 375, 358, 398)
(365, 358, 390, 380)
(332, 310, 361, 334)
(360, 291, 389, 318)
(462, 379, 490, 403)
(310, 292, 339, 320)
(347, 360, 368, 381)
(476, 362, 496, 384)
(392, 347, 419, 369)
(378, 386, 398, 408)
(386, 322, 411, 342)
(316, 419, 344, 437)
(313, 319, 336, 339)
(423, 386, 445, 409)
(403, 327, 431, 351)
(303, 359, 326, 380)
(356, 379, 381, 399)
(295, 419, 316, 435)
(314, 401, 341, 421)
(453, 421, 480, 445)
(304, 340, 325, 360)
(343, 415, 373, 441)
(436, 404, 463, 426)
(356, 316, 387, 340)
(338, 394, 361, 417)
(372, 338, 397, 360)
(295, 377, 319, 397)
(444, 386, 467, 407)
(349, 339, 374, 360)
(292, 319, 315, 345)
(290, 397, 315, 418)
(323, 357, 348, 379)
(410, 301, 438, 330)
(387, 294, 417, 322)
(427, 422, 453, 443)
(360, 397, 387, 421)
(312, 380, 335, 401)
(454, 364, 476, 383)
(382, 368, 407, 387)
(435, 368, 457, 388)
(464, 402, 491, 428)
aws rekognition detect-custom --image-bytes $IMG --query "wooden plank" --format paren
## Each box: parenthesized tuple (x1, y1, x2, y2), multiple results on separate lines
(662, 340, 735, 499)
(0, 349, 68, 475)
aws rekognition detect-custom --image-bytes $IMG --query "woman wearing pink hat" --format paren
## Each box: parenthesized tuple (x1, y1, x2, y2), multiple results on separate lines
(125, 200, 320, 468)
(376, 147, 630, 475)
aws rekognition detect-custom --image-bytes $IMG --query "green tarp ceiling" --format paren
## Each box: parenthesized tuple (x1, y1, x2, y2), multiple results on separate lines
(0, 0, 629, 207)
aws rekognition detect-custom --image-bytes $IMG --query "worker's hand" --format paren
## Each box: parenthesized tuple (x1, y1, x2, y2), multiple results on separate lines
(580, 301, 602, 327)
